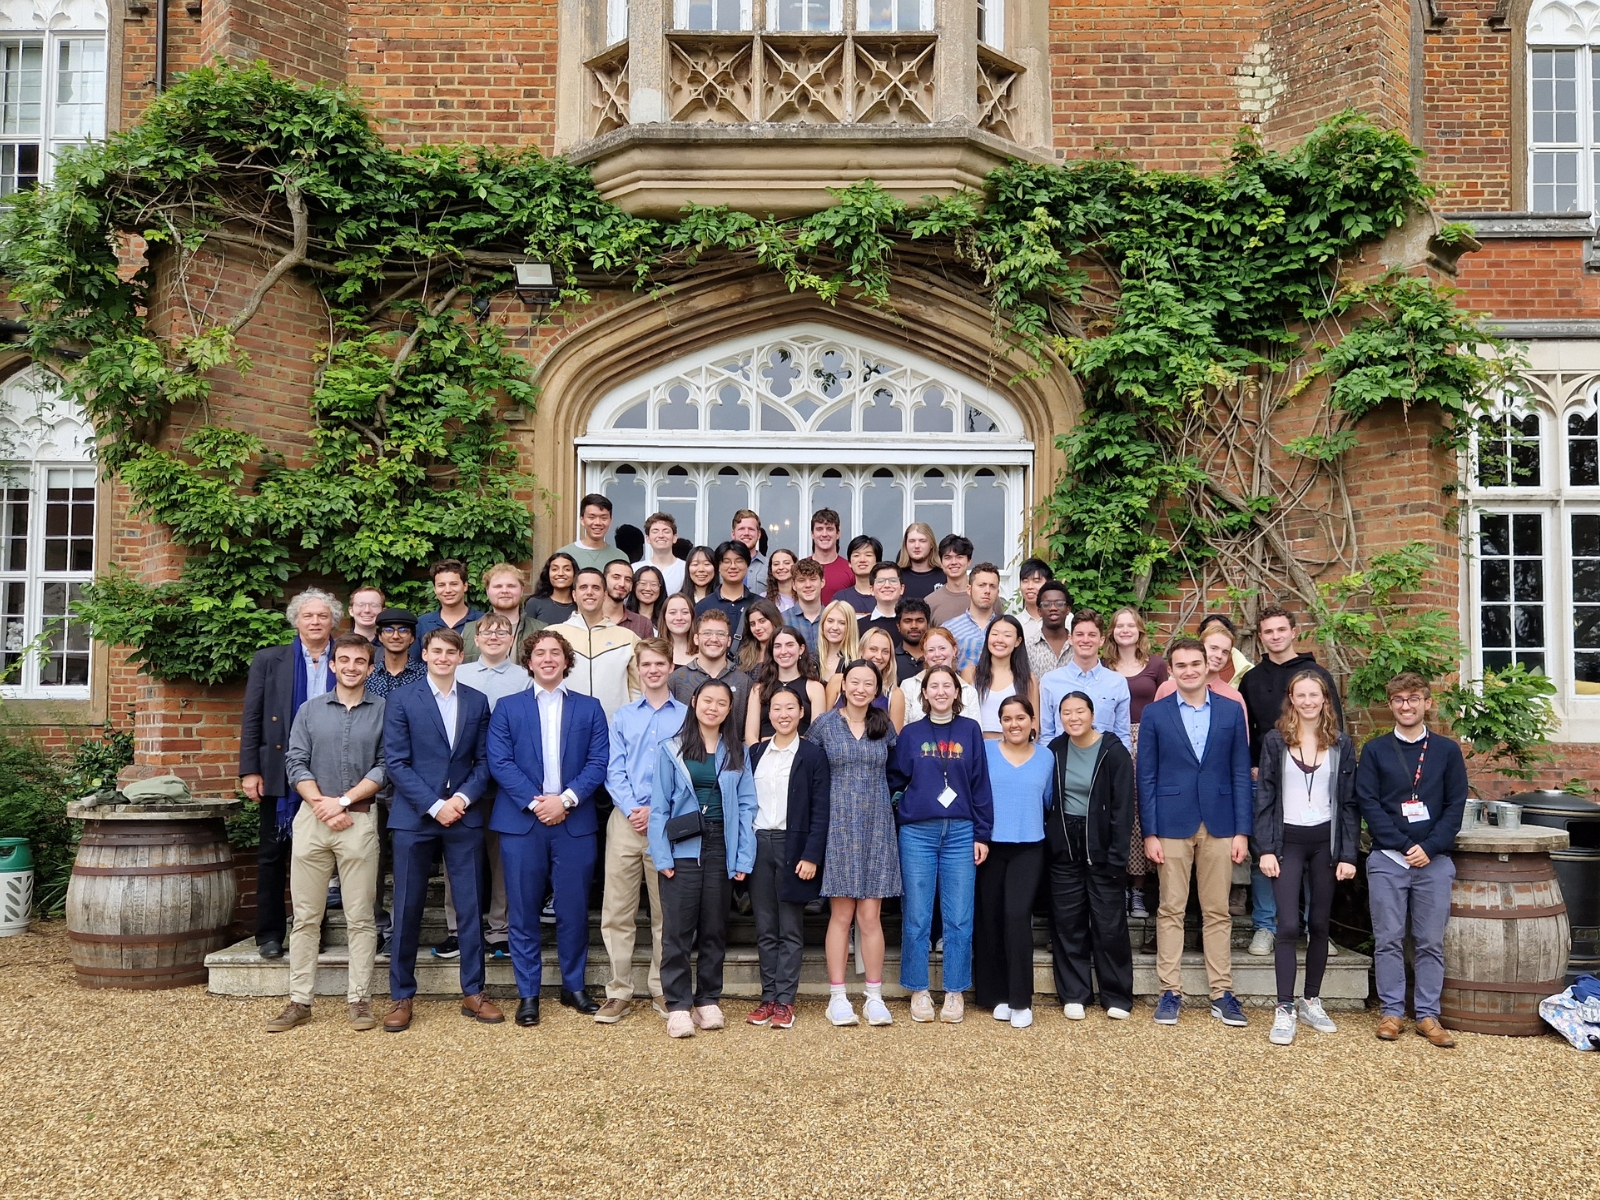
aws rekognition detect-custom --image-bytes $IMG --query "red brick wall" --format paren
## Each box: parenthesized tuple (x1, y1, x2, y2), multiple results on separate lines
(1421, 2, 1515, 210)
(1261, 0, 1415, 145)
(1452, 237, 1600, 317)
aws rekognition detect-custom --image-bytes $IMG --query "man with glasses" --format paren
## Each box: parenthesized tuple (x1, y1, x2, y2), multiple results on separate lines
(1357, 673, 1468, 1049)
(1027, 581, 1074, 677)
(348, 586, 386, 643)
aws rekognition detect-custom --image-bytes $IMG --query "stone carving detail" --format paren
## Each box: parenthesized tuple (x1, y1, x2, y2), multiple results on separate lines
(1527, 0, 1600, 43)
(668, 36, 755, 123)
(975, 53, 1019, 141)
(588, 47, 630, 137)
(762, 37, 847, 124)
(0, 368, 92, 464)
(852, 37, 935, 125)
(0, 0, 107, 30)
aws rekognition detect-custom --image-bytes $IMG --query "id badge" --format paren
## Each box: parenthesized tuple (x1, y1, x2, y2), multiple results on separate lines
(937, 785, 958, 809)
(1402, 799, 1429, 823)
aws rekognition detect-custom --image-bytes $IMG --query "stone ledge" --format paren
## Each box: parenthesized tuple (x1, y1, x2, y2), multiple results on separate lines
(566, 121, 1051, 218)
(1482, 319, 1600, 340)
(1447, 212, 1596, 239)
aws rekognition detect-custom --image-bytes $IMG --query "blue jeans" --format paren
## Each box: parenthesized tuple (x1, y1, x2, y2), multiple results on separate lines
(898, 819, 976, 993)
(1250, 862, 1277, 932)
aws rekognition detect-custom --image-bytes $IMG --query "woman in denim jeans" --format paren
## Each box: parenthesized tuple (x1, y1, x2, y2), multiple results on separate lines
(888, 666, 994, 1025)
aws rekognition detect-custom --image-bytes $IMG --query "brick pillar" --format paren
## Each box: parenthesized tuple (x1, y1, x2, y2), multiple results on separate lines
(200, 0, 350, 87)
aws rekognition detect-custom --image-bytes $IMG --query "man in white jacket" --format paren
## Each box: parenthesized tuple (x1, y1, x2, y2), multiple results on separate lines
(550, 567, 641, 720)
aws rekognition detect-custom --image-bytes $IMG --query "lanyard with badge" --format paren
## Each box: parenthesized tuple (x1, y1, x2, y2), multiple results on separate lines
(933, 738, 959, 809)
(1396, 734, 1430, 823)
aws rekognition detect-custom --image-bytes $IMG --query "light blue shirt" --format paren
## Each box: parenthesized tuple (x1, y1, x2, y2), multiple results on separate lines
(455, 657, 532, 712)
(1178, 692, 1213, 761)
(302, 642, 331, 700)
(984, 741, 1051, 844)
(606, 693, 689, 815)
(1039, 660, 1132, 749)
(943, 610, 993, 672)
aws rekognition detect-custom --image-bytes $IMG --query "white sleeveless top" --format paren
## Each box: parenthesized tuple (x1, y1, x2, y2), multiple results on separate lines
(977, 682, 1017, 734)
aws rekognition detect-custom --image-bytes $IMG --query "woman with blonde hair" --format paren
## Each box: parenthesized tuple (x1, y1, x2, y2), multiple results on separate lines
(846, 626, 907, 731)
(815, 600, 860, 687)
(895, 521, 943, 601)
(901, 626, 979, 723)
(1255, 670, 1358, 1046)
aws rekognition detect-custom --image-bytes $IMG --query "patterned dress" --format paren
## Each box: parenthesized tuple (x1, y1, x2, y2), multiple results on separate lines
(807, 709, 902, 899)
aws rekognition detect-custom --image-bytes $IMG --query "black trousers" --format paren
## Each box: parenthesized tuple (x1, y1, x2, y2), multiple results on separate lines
(255, 800, 291, 944)
(374, 801, 393, 940)
(659, 824, 732, 1012)
(1271, 822, 1335, 1004)
(973, 841, 1045, 1011)
(749, 830, 805, 1005)
(1047, 817, 1134, 1010)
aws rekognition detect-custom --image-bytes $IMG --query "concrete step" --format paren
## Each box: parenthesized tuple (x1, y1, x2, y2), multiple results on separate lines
(206, 936, 1370, 1008)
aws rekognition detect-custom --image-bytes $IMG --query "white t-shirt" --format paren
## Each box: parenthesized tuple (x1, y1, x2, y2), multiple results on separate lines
(1282, 747, 1333, 826)
(633, 556, 686, 595)
(753, 738, 798, 832)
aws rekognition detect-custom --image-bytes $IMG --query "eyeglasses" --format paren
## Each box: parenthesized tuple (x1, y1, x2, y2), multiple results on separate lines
(477, 628, 511, 638)
(1390, 694, 1427, 706)
(379, 625, 413, 636)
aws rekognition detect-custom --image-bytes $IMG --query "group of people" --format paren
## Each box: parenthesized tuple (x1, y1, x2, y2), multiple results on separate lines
(240, 497, 1469, 1046)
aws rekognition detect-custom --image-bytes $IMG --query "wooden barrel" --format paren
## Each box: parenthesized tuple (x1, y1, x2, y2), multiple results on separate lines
(65, 808, 238, 990)
(1441, 834, 1571, 1036)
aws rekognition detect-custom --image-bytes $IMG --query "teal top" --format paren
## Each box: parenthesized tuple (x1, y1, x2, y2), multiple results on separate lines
(1061, 738, 1098, 818)
(686, 754, 722, 822)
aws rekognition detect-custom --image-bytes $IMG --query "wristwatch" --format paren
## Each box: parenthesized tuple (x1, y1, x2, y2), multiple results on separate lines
(337, 794, 352, 809)
(561, 794, 578, 811)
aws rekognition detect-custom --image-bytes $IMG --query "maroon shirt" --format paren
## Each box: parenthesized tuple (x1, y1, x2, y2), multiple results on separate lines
(1121, 655, 1170, 725)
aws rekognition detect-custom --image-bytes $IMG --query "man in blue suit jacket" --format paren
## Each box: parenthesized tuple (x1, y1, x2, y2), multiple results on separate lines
(488, 629, 611, 1026)
(1136, 637, 1254, 1028)
(382, 628, 500, 1032)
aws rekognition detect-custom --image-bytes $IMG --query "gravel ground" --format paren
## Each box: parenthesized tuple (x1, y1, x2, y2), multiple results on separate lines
(1, 923, 1594, 1200)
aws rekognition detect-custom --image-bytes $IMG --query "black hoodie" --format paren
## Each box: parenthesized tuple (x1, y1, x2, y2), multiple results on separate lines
(1236, 651, 1344, 766)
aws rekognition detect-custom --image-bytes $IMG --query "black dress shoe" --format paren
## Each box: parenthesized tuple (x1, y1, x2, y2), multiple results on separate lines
(258, 939, 284, 960)
(560, 988, 600, 1015)
(515, 997, 540, 1026)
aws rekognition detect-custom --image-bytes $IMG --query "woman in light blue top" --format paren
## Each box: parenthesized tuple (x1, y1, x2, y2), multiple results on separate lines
(974, 695, 1053, 1028)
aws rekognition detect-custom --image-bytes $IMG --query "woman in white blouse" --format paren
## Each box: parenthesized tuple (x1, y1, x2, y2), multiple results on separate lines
(901, 626, 979, 723)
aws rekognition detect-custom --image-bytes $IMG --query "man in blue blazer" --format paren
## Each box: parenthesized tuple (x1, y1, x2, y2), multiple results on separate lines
(1136, 637, 1254, 1029)
(382, 628, 500, 1032)
(488, 629, 611, 1027)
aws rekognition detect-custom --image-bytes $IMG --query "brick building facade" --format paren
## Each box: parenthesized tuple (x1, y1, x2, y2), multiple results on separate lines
(0, 0, 1595, 797)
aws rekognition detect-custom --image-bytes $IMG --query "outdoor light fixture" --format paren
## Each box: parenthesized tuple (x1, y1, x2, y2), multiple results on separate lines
(513, 262, 560, 306)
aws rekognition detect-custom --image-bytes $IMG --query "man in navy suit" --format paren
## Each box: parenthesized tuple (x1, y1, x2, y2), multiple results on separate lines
(1137, 637, 1254, 1029)
(381, 627, 502, 1032)
(488, 629, 611, 1027)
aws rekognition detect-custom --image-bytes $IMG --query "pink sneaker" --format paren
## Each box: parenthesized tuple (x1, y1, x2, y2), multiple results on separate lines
(691, 1003, 725, 1030)
(666, 1011, 695, 1038)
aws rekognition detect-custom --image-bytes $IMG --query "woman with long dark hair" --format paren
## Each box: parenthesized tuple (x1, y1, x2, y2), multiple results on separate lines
(1256, 669, 1358, 1045)
(745, 625, 825, 745)
(628, 565, 668, 634)
(807, 660, 900, 1028)
(661, 593, 696, 666)
(736, 598, 785, 675)
(649, 678, 757, 1039)
(679, 545, 718, 605)
(524, 551, 578, 628)
(966, 614, 1037, 739)
(765, 548, 799, 613)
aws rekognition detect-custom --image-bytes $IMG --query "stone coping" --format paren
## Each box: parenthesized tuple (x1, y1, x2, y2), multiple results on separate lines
(67, 800, 242, 821)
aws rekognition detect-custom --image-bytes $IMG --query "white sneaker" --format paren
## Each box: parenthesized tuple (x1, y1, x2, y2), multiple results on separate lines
(827, 994, 860, 1026)
(690, 1004, 725, 1030)
(1106, 1007, 1131, 1020)
(666, 1011, 696, 1038)
(1063, 1003, 1086, 1021)
(939, 992, 964, 1023)
(1009, 1007, 1034, 1029)
(863, 995, 893, 1026)
(1327, 941, 1340, 957)
(909, 990, 936, 1022)
(1296, 996, 1338, 1034)
(1248, 928, 1275, 956)
(1269, 1003, 1298, 1046)
(992, 1003, 1012, 1021)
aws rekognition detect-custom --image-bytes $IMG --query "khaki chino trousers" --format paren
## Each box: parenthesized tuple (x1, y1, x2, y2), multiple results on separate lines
(1155, 823, 1234, 999)
(599, 806, 664, 1002)
(288, 804, 380, 1005)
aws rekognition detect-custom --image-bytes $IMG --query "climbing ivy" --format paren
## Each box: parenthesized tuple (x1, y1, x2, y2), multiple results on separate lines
(0, 62, 1509, 686)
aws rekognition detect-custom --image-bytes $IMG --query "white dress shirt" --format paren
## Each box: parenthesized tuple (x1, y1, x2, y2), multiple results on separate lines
(753, 736, 799, 832)
(533, 682, 581, 810)
(424, 676, 471, 819)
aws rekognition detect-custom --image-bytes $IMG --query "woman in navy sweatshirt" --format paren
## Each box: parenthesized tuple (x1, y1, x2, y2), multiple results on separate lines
(889, 665, 994, 1024)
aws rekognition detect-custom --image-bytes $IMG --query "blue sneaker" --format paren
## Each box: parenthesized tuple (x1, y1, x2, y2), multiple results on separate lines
(1211, 991, 1249, 1027)
(1153, 990, 1181, 1025)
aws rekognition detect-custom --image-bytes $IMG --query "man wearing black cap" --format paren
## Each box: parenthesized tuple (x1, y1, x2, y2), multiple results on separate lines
(366, 609, 427, 698)
(364, 607, 424, 952)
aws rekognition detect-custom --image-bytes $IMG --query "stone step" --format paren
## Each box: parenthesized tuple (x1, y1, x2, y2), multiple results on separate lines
(206, 937, 1370, 1008)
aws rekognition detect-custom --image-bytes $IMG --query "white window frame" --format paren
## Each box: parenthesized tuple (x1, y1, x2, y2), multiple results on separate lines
(674, 0, 754, 31)
(606, 0, 628, 45)
(0, 9, 106, 198)
(978, 0, 1005, 51)
(0, 366, 95, 700)
(855, 0, 933, 33)
(765, 0, 842, 32)
(1526, 0, 1600, 214)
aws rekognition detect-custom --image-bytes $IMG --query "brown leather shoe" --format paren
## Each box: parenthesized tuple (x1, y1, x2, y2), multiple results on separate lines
(1415, 1016, 1456, 1048)
(265, 1001, 311, 1033)
(384, 998, 414, 1032)
(594, 998, 632, 1024)
(348, 1000, 378, 1031)
(1376, 1015, 1404, 1041)
(460, 992, 505, 1024)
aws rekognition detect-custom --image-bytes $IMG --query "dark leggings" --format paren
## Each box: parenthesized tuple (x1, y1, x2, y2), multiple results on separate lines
(1271, 822, 1333, 1004)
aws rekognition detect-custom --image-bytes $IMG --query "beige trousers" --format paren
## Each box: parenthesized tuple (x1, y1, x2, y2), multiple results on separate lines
(289, 805, 379, 1005)
(1155, 823, 1234, 998)
(600, 806, 665, 1001)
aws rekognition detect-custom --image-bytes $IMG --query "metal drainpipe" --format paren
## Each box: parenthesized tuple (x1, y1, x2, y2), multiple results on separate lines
(154, 0, 168, 94)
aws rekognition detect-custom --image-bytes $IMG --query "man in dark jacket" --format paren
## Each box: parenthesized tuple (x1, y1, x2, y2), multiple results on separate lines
(238, 588, 341, 959)
(1237, 605, 1345, 767)
(1357, 672, 1468, 1049)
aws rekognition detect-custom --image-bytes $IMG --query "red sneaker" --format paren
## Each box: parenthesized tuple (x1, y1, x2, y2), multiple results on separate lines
(746, 1001, 777, 1026)
(770, 1003, 795, 1029)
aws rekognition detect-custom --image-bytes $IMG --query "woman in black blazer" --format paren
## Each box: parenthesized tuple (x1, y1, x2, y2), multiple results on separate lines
(1252, 669, 1360, 1045)
(745, 687, 831, 1030)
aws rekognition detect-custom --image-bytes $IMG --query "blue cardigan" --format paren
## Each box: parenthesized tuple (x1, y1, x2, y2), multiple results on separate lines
(1135, 692, 1253, 840)
(648, 738, 758, 877)
(888, 715, 994, 844)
